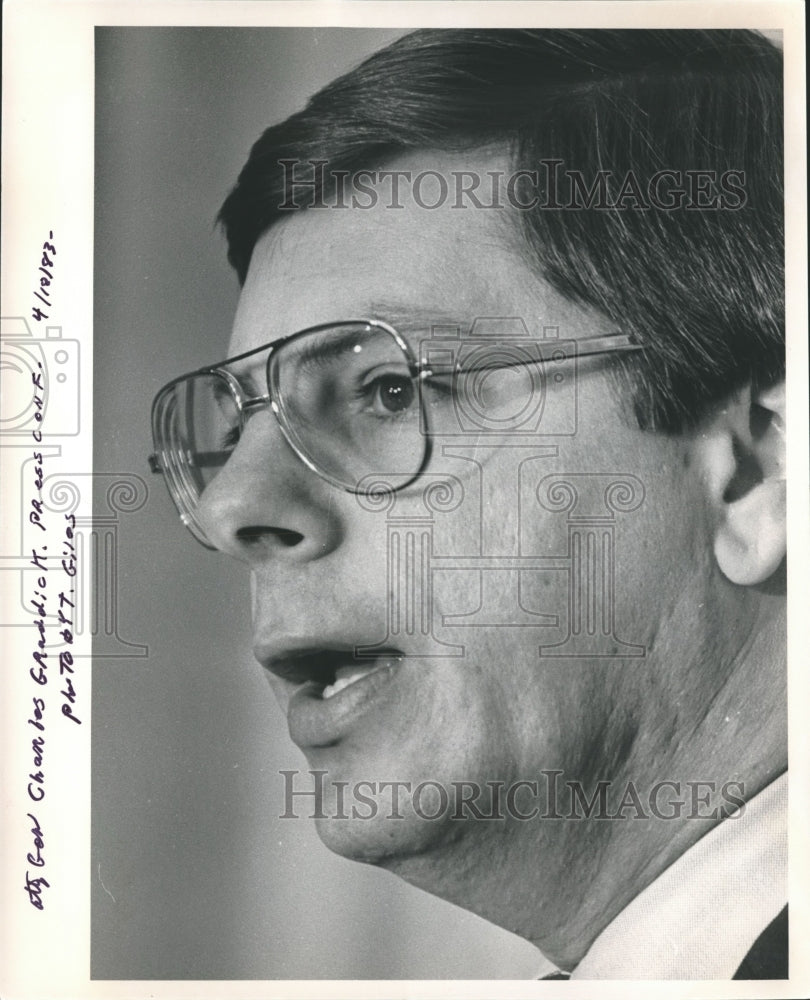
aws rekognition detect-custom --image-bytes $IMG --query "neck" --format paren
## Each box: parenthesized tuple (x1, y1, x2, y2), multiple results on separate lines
(384, 592, 786, 971)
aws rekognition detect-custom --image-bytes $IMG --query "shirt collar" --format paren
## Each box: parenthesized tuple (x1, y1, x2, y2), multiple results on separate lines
(564, 772, 787, 979)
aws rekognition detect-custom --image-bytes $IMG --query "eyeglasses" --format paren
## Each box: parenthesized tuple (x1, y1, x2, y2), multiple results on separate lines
(149, 318, 642, 548)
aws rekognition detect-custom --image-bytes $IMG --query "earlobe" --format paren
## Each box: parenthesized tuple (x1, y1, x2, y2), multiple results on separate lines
(702, 382, 786, 586)
(714, 478, 786, 585)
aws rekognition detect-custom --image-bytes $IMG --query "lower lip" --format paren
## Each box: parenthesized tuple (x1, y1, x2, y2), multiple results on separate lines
(286, 662, 400, 748)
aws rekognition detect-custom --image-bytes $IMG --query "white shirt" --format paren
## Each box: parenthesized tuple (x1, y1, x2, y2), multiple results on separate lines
(561, 773, 788, 979)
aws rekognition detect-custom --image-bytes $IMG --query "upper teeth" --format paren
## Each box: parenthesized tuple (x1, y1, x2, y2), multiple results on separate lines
(321, 657, 401, 699)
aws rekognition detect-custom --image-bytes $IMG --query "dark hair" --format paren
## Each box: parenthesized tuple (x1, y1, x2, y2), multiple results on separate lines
(218, 29, 784, 430)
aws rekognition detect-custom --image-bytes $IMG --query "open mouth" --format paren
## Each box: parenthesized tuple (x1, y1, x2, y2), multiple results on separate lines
(260, 644, 407, 747)
(266, 648, 405, 700)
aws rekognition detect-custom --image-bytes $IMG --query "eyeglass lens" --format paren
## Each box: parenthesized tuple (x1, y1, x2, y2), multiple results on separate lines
(154, 323, 428, 535)
(271, 324, 424, 491)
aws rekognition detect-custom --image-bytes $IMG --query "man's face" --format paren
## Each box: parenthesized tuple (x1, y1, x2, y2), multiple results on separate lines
(197, 152, 728, 913)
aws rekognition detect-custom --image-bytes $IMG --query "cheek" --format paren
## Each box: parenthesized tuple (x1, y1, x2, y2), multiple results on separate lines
(615, 458, 712, 621)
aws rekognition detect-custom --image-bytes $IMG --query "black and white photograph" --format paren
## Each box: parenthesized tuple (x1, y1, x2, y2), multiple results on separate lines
(2, 2, 808, 996)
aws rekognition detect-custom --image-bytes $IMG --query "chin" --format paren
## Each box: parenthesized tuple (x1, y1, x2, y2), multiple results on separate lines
(312, 810, 460, 867)
(304, 772, 468, 866)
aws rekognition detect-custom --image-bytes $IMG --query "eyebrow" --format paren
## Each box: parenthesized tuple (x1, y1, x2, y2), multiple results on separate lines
(367, 302, 474, 338)
(367, 302, 480, 363)
(293, 327, 378, 368)
(222, 323, 410, 397)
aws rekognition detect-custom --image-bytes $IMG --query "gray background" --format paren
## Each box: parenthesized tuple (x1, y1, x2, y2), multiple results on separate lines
(92, 27, 544, 979)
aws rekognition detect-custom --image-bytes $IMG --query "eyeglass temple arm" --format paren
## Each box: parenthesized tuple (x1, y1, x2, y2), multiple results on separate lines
(422, 333, 642, 377)
(148, 335, 641, 472)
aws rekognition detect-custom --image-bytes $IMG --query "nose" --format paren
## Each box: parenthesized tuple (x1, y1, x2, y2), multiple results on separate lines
(195, 408, 343, 564)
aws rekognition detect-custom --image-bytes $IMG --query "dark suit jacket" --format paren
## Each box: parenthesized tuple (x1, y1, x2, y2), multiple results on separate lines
(733, 905, 788, 979)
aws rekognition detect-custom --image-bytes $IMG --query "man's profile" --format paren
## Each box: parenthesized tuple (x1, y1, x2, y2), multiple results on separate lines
(148, 28, 786, 979)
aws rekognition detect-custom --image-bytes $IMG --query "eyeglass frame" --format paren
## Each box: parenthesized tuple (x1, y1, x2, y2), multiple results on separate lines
(149, 317, 643, 544)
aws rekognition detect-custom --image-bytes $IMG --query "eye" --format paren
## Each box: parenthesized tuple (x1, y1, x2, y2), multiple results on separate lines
(365, 373, 416, 415)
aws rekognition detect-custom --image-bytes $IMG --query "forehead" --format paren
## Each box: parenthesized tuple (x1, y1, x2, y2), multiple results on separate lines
(228, 150, 611, 356)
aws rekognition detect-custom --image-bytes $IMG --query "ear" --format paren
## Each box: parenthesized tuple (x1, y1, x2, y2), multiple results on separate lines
(697, 382, 785, 586)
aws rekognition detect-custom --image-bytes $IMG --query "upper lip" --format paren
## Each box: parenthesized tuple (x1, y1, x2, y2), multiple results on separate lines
(255, 642, 402, 687)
